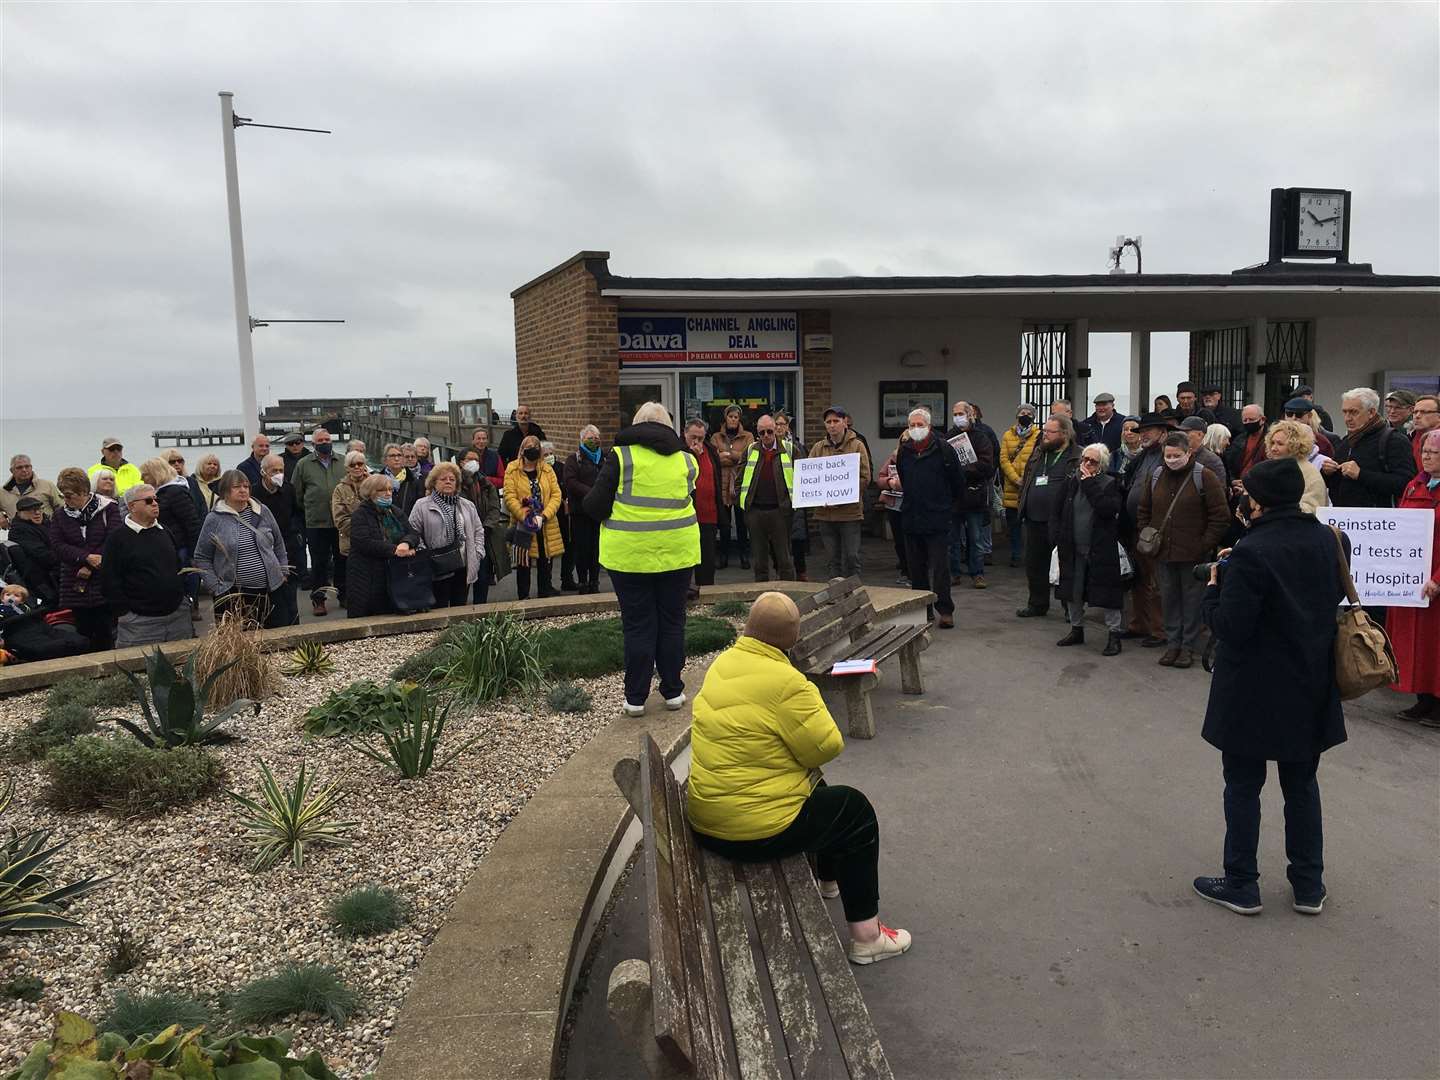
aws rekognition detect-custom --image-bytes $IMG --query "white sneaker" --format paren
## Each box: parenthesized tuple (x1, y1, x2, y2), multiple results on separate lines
(620, 701, 646, 717)
(663, 693, 686, 711)
(847, 923, 912, 966)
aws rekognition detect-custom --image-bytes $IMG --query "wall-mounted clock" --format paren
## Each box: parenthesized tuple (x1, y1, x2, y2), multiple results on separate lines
(1268, 187, 1352, 263)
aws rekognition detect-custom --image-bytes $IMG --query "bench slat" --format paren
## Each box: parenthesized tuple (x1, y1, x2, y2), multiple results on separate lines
(746, 862, 826, 1079)
(777, 858, 895, 1080)
(792, 606, 877, 670)
(796, 588, 870, 639)
(792, 575, 862, 617)
(702, 852, 785, 1080)
(641, 736, 695, 1071)
(840, 623, 928, 664)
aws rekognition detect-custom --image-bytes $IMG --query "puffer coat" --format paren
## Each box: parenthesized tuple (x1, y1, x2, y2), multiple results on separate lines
(687, 636, 844, 842)
(998, 425, 1040, 510)
(346, 501, 420, 618)
(50, 496, 124, 609)
(503, 460, 564, 559)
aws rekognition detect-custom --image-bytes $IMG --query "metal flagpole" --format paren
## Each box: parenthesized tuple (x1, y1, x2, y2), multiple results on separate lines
(218, 91, 259, 441)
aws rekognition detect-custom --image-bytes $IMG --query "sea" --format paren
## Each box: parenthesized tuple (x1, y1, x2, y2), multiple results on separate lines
(0, 414, 248, 480)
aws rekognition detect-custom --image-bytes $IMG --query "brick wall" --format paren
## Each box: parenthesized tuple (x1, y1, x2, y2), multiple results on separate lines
(799, 309, 832, 450)
(512, 254, 618, 455)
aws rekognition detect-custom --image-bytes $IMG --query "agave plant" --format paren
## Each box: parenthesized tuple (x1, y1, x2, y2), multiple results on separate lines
(228, 761, 356, 872)
(350, 685, 478, 779)
(280, 640, 335, 678)
(1, 777, 110, 934)
(109, 647, 257, 749)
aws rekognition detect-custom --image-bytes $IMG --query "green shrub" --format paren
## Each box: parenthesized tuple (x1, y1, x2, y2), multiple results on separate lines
(43, 737, 223, 816)
(388, 624, 465, 684)
(351, 685, 477, 779)
(537, 616, 737, 679)
(430, 614, 545, 705)
(710, 599, 748, 618)
(329, 885, 405, 937)
(103, 925, 151, 977)
(228, 761, 355, 872)
(302, 679, 412, 738)
(11, 1011, 343, 1080)
(49, 674, 133, 712)
(10, 701, 97, 761)
(280, 640, 335, 678)
(3, 974, 43, 1002)
(546, 681, 593, 713)
(228, 964, 361, 1026)
(100, 989, 213, 1041)
(1, 777, 110, 935)
(107, 647, 257, 749)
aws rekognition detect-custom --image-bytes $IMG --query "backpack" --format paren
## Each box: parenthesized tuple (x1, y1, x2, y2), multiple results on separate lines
(1149, 461, 1206, 497)
(1329, 526, 1398, 699)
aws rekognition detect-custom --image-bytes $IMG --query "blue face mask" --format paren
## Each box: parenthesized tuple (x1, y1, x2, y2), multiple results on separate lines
(375, 496, 393, 509)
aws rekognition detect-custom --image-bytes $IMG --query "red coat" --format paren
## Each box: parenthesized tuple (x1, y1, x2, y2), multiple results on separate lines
(1387, 474, 1440, 694)
(692, 445, 720, 526)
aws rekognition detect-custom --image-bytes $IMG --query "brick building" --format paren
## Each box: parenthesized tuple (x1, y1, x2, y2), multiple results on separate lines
(512, 250, 1438, 453)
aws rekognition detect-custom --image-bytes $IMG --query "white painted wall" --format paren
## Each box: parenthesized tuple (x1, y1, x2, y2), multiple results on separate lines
(1313, 316, 1440, 409)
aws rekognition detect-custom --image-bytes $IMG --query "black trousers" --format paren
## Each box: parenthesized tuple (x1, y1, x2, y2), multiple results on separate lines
(433, 573, 470, 608)
(306, 526, 346, 604)
(905, 531, 954, 616)
(72, 605, 116, 653)
(558, 506, 575, 585)
(214, 586, 271, 627)
(718, 504, 748, 557)
(570, 515, 602, 589)
(1022, 519, 1054, 612)
(515, 558, 553, 600)
(887, 510, 908, 575)
(471, 555, 491, 605)
(1222, 753, 1324, 897)
(695, 524, 717, 587)
(694, 783, 880, 923)
(610, 566, 691, 706)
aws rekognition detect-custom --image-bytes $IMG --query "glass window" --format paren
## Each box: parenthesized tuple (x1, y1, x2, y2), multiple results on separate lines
(682, 373, 796, 438)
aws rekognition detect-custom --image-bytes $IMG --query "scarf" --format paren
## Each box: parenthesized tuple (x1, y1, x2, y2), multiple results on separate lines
(377, 507, 408, 545)
(510, 473, 545, 567)
(434, 491, 461, 544)
(580, 442, 602, 465)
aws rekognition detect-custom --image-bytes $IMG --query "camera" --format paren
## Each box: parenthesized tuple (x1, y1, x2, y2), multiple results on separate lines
(1193, 555, 1229, 584)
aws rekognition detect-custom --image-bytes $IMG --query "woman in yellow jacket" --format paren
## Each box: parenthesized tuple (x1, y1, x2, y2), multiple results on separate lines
(503, 434, 564, 599)
(998, 404, 1041, 567)
(688, 592, 912, 966)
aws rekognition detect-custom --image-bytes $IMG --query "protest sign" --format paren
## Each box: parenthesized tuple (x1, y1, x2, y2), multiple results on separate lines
(948, 432, 977, 465)
(793, 453, 861, 508)
(1317, 507, 1434, 608)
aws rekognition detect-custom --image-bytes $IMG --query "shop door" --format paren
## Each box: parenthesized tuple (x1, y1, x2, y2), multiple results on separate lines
(618, 376, 676, 432)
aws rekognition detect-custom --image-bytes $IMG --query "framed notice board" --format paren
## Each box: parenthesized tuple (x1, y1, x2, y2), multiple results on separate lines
(878, 380, 949, 439)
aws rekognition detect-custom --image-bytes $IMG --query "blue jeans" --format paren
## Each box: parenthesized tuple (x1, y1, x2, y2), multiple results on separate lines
(949, 512, 987, 576)
(1004, 508, 1024, 561)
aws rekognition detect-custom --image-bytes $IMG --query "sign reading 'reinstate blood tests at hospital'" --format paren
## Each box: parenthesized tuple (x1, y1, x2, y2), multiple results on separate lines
(1317, 507, 1434, 608)
(792, 454, 861, 509)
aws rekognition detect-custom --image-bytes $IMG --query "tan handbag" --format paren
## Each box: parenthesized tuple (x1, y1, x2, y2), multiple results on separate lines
(1330, 526, 1399, 700)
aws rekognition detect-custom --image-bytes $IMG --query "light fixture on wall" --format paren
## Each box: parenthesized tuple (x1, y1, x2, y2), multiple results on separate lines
(900, 349, 927, 368)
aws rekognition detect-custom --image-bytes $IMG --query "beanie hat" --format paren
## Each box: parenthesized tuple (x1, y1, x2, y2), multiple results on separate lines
(743, 591, 800, 652)
(1243, 457, 1304, 508)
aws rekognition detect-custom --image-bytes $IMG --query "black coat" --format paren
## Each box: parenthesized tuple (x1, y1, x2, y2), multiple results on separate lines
(1211, 404, 1244, 438)
(1017, 442, 1082, 524)
(156, 482, 201, 553)
(7, 518, 59, 604)
(1050, 472, 1125, 610)
(895, 437, 963, 536)
(498, 422, 546, 464)
(1201, 507, 1348, 762)
(563, 450, 603, 524)
(1327, 421, 1416, 508)
(346, 502, 420, 618)
(254, 482, 298, 546)
(942, 426, 996, 513)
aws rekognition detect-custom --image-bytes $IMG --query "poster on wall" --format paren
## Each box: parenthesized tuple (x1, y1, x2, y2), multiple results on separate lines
(878, 380, 949, 439)
(619, 312, 800, 367)
(1316, 507, 1434, 608)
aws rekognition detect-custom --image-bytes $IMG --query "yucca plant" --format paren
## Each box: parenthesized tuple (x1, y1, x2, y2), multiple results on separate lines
(1, 777, 110, 934)
(281, 640, 335, 678)
(432, 613, 545, 705)
(350, 685, 478, 779)
(228, 761, 356, 872)
(108, 647, 257, 749)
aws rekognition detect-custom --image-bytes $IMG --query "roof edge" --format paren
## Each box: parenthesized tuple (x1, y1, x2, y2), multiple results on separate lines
(510, 251, 611, 298)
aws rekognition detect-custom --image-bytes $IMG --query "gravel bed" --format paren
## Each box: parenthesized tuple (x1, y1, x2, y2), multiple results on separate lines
(0, 611, 737, 1076)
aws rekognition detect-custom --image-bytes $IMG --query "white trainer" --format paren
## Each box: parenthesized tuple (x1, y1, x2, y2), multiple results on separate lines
(663, 693, 686, 711)
(847, 923, 912, 966)
(620, 701, 646, 717)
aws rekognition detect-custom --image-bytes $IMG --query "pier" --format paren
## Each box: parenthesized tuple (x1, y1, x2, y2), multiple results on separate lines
(151, 427, 246, 447)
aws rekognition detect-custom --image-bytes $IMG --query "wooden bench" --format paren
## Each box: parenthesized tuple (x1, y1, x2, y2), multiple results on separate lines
(788, 577, 930, 739)
(609, 734, 894, 1080)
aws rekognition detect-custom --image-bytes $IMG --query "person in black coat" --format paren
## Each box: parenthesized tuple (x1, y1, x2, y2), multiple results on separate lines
(945, 403, 996, 586)
(563, 426, 605, 594)
(1016, 415, 1083, 617)
(346, 475, 422, 618)
(1193, 457, 1347, 917)
(6, 498, 60, 605)
(1051, 444, 1126, 656)
(1322, 390, 1416, 509)
(498, 406, 546, 464)
(1201, 387, 1245, 438)
(894, 408, 963, 628)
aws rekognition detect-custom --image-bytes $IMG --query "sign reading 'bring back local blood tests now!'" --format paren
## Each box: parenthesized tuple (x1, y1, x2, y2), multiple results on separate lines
(792, 453, 861, 508)
(1318, 507, 1435, 608)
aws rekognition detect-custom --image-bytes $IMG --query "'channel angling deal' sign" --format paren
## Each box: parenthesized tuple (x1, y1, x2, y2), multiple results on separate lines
(792, 453, 861, 509)
(1317, 507, 1434, 608)
(618, 312, 799, 367)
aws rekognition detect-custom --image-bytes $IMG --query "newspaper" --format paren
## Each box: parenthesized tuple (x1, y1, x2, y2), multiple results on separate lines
(948, 431, 977, 465)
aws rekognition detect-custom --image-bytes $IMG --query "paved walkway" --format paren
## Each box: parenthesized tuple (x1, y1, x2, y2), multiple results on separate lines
(564, 557, 1440, 1079)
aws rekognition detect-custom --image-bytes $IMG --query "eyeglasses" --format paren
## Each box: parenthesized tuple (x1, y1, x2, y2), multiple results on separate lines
(136, 497, 158, 505)
(168, 456, 184, 464)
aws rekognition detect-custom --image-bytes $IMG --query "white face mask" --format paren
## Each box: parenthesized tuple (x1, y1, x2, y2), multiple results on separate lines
(265, 473, 284, 486)
(462, 459, 480, 475)
(953, 414, 967, 428)
(908, 425, 930, 443)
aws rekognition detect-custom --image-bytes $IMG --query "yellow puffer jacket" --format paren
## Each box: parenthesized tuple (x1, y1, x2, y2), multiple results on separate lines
(687, 636, 844, 842)
(998, 425, 1040, 510)
(503, 460, 564, 559)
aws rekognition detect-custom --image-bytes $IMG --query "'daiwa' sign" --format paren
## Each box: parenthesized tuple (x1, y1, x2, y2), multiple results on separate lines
(618, 312, 800, 367)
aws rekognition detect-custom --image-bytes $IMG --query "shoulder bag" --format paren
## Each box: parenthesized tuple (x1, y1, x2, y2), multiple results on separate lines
(1330, 526, 1398, 699)
(1136, 471, 1185, 558)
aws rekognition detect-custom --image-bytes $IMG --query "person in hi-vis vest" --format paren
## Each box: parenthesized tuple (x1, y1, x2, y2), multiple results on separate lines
(736, 415, 795, 581)
(583, 401, 701, 717)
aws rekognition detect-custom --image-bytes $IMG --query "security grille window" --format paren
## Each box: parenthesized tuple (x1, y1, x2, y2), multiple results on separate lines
(1189, 327, 1250, 410)
(1264, 321, 1312, 418)
(1020, 324, 1070, 418)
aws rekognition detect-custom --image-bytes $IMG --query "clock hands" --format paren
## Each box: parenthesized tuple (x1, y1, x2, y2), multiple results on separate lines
(1305, 209, 1341, 226)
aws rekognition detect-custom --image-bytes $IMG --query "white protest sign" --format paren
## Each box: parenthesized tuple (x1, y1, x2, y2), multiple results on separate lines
(1317, 507, 1434, 608)
(948, 432, 977, 465)
(793, 453, 861, 508)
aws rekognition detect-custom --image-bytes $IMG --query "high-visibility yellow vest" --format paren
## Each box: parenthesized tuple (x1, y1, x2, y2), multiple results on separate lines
(737, 443, 794, 509)
(599, 444, 700, 573)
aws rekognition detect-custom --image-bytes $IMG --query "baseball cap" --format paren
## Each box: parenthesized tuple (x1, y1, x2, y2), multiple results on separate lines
(1386, 389, 1417, 406)
(823, 405, 849, 419)
(101, 436, 123, 449)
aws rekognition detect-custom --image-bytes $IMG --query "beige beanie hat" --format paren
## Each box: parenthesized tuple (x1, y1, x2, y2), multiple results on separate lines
(743, 591, 800, 652)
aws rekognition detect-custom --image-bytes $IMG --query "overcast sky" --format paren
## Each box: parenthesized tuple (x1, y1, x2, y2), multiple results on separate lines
(3, 2, 1436, 419)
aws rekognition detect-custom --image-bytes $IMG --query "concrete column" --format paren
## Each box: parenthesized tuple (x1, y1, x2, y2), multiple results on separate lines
(1129, 331, 1151, 416)
(1070, 319, 1090, 411)
(1249, 317, 1268, 408)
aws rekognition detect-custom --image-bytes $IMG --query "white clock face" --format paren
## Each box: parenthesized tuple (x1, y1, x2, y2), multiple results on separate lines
(1297, 192, 1344, 252)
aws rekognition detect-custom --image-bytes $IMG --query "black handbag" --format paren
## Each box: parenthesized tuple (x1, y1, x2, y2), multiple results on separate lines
(427, 542, 465, 579)
(386, 555, 435, 614)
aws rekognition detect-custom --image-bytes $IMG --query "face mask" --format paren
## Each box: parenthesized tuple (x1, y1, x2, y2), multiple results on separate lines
(1017, 416, 1033, 428)
(908, 425, 930, 443)
(545, 454, 556, 467)
(1165, 456, 1189, 471)
(953, 414, 969, 429)
(375, 496, 393, 509)
(1243, 420, 1262, 434)
(315, 443, 332, 456)
(583, 439, 599, 450)
(462, 460, 480, 475)
(266, 473, 284, 486)
(523, 447, 541, 462)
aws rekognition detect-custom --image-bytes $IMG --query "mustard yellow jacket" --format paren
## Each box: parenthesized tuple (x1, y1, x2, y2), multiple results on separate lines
(687, 636, 844, 841)
(503, 460, 564, 559)
(998, 425, 1040, 510)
